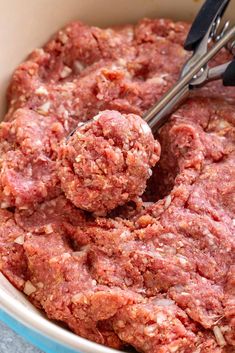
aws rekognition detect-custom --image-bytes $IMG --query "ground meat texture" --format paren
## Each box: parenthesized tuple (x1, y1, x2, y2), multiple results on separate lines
(5, 19, 191, 123)
(0, 209, 28, 290)
(58, 110, 160, 214)
(0, 17, 235, 353)
(0, 108, 65, 208)
(113, 301, 197, 353)
(147, 96, 235, 201)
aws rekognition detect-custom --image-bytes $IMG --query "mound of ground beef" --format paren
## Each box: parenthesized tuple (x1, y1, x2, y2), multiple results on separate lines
(58, 110, 160, 214)
(0, 18, 234, 353)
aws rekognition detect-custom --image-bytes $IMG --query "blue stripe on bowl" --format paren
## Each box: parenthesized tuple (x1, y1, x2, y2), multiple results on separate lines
(0, 309, 80, 353)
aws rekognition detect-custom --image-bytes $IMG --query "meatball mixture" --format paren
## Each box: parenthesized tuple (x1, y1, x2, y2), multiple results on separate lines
(0, 18, 235, 353)
(58, 110, 160, 214)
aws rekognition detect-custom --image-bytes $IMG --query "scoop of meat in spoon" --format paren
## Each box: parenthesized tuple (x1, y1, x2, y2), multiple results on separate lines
(57, 110, 161, 216)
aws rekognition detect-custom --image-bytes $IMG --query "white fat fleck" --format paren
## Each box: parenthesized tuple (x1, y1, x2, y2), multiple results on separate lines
(164, 195, 172, 209)
(44, 224, 53, 234)
(148, 76, 166, 85)
(218, 120, 231, 129)
(35, 86, 48, 95)
(72, 293, 88, 304)
(15, 196, 22, 205)
(24, 281, 37, 296)
(155, 312, 166, 325)
(143, 202, 154, 208)
(169, 345, 179, 353)
(62, 82, 76, 90)
(111, 64, 120, 71)
(116, 320, 125, 328)
(177, 255, 188, 265)
(207, 233, 215, 246)
(193, 349, 201, 353)
(37, 282, 44, 289)
(34, 48, 45, 56)
(60, 66, 72, 78)
(58, 105, 69, 119)
(74, 60, 85, 74)
(93, 112, 103, 121)
(141, 122, 151, 134)
(75, 155, 82, 163)
(17, 127, 24, 137)
(61, 253, 71, 261)
(14, 235, 25, 245)
(144, 324, 158, 337)
(38, 101, 51, 114)
(165, 246, 177, 255)
(1, 202, 10, 209)
(159, 19, 166, 26)
(124, 277, 133, 286)
(163, 233, 175, 240)
(126, 28, 134, 41)
(97, 93, 104, 100)
(64, 120, 69, 132)
(219, 325, 230, 333)
(59, 32, 69, 44)
(117, 58, 127, 67)
(19, 95, 25, 102)
(154, 298, 174, 306)
(120, 230, 130, 239)
(10, 126, 16, 134)
(19, 205, 29, 210)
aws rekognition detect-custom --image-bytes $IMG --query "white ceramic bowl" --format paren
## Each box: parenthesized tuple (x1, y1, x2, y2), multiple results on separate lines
(0, 1, 235, 352)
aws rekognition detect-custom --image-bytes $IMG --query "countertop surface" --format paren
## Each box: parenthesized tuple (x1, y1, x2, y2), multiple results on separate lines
(0, 321, 42, 353)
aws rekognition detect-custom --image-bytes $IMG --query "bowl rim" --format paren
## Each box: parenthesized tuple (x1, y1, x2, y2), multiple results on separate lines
(0, 273, 123, 353)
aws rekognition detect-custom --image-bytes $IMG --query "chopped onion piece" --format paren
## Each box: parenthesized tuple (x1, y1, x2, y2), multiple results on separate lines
(213, 326, 226, 347)
(44, 224, 53, 234)
(1, 202, 10, 209)
(164, 195, 172, 209)
(154, 298, 175, 306)
(74, 60, 85, 74)
(60, 66, 72, 78)
(143, 202, 154, 208)
(71, 293, 88, 304)
(35, 86, 48, 95)
(24, 280, 37, 296)
(38, 101, 51, 114)
(14, 235, 25, 245)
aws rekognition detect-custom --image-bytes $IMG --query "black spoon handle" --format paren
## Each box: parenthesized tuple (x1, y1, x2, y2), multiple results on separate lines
(223, 59, 235, 86)
(184, 0, 230, 51)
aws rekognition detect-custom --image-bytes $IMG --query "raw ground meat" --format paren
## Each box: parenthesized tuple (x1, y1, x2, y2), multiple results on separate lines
(0, 18, 235, 353)
(58, 110, 160, 214)
(0, 108, 65, 208)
